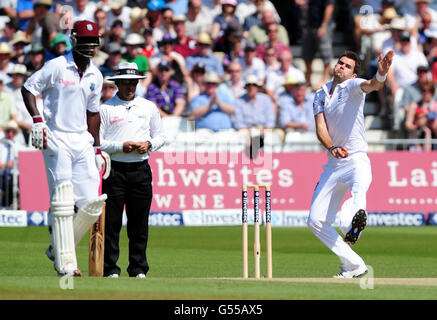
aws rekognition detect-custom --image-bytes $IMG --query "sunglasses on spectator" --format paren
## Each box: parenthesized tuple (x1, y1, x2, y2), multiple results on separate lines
(229, 69, 241, 73)
(267, 29, 278, 33)
(421, 89, 433, 93)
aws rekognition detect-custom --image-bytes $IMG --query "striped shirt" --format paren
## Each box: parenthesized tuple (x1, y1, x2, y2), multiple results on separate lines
(145, 79, 184, 115)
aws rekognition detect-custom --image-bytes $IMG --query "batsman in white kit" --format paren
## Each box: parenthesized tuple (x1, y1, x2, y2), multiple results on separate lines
(21, 21, 110, 276)
(308, 50, 393, 278)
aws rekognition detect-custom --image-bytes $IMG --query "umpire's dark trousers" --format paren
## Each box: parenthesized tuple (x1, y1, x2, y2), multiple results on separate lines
(103, 159, 153, 277)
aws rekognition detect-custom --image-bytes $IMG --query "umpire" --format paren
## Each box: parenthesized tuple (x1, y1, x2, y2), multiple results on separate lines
(100, 62, 165, 278)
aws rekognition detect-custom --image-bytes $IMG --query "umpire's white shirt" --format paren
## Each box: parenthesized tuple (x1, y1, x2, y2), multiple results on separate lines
(24, 52, 103, 133)
(100, 94, 165, 162)
(313, 78, 367, 157)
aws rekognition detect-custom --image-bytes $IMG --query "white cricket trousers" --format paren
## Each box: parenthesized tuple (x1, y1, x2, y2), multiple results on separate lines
(308, 152, 372, 271)
(42, 130, 100, 209)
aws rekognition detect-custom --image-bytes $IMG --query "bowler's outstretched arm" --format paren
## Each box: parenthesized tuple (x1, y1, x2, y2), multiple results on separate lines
(360, 50, 394, 93)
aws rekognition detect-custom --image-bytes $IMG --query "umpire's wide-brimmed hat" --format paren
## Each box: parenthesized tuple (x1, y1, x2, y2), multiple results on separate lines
(107, 62, 147, 80)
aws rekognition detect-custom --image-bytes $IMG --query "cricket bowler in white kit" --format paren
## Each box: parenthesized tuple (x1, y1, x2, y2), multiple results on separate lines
(308, 50, 394, 278)
(21, 21, 111, 276)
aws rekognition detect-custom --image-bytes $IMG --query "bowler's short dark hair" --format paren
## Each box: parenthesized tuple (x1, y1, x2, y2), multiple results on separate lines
(338, 50, 361, 75)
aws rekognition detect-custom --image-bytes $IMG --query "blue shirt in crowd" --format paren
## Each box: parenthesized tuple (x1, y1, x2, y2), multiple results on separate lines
(231, 93, 275, 130)
(189, 90, 233, 132)
(186, 53, 224, 78)
(278, 92, 315, 131)
(165, 0, 188, 15)
(17, 0, 34, 30)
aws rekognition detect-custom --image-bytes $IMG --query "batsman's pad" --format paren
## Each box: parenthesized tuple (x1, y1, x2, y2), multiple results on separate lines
(51, 181, 77, 275)
(73, 194, 107, 246)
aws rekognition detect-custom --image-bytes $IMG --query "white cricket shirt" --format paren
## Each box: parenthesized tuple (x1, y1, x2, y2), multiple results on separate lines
(313, 78, 367, 156)
(100, 94, 165, 162)
(24, 52, 103, 133)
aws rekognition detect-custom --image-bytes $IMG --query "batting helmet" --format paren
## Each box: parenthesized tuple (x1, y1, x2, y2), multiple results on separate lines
(71, 20, 100, 58)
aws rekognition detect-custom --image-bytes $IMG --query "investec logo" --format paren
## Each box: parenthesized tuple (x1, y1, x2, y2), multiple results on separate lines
(367, 212, 425, 226)
(149, 212, 183, 226)
(0, 211, 27, 227)
(430, 213, 437, 225)
(183, 210, 241, 226)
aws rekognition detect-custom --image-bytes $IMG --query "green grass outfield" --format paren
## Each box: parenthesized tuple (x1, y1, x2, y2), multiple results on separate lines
(0, 226, 436, 300)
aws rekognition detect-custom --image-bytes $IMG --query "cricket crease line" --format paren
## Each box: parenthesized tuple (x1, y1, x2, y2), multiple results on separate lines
(195, 277, 437, 286)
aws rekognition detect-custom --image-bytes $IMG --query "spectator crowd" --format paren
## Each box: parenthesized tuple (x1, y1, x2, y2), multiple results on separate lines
(0, 0, 437, 207)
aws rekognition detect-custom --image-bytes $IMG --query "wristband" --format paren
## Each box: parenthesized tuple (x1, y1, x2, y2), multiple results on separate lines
(32, 115, 43, 123)
(94, 146, 102, 155)
(328, 145, 339, 152)
(376, 71, 387, 82)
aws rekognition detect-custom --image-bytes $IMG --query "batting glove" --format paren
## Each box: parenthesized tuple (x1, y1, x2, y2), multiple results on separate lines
(31, 116, 52, 150)
(94, 147, 111, 179)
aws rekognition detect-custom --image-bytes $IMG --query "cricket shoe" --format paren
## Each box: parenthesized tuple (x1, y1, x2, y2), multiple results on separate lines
(333, 265, 368, 279)
(135, 273, 146, 278)
(344, 209, 367, 245)
(107, 274, 120, 278)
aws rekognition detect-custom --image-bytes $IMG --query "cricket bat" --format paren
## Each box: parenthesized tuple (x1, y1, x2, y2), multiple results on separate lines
(89, 202, 105, 277)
